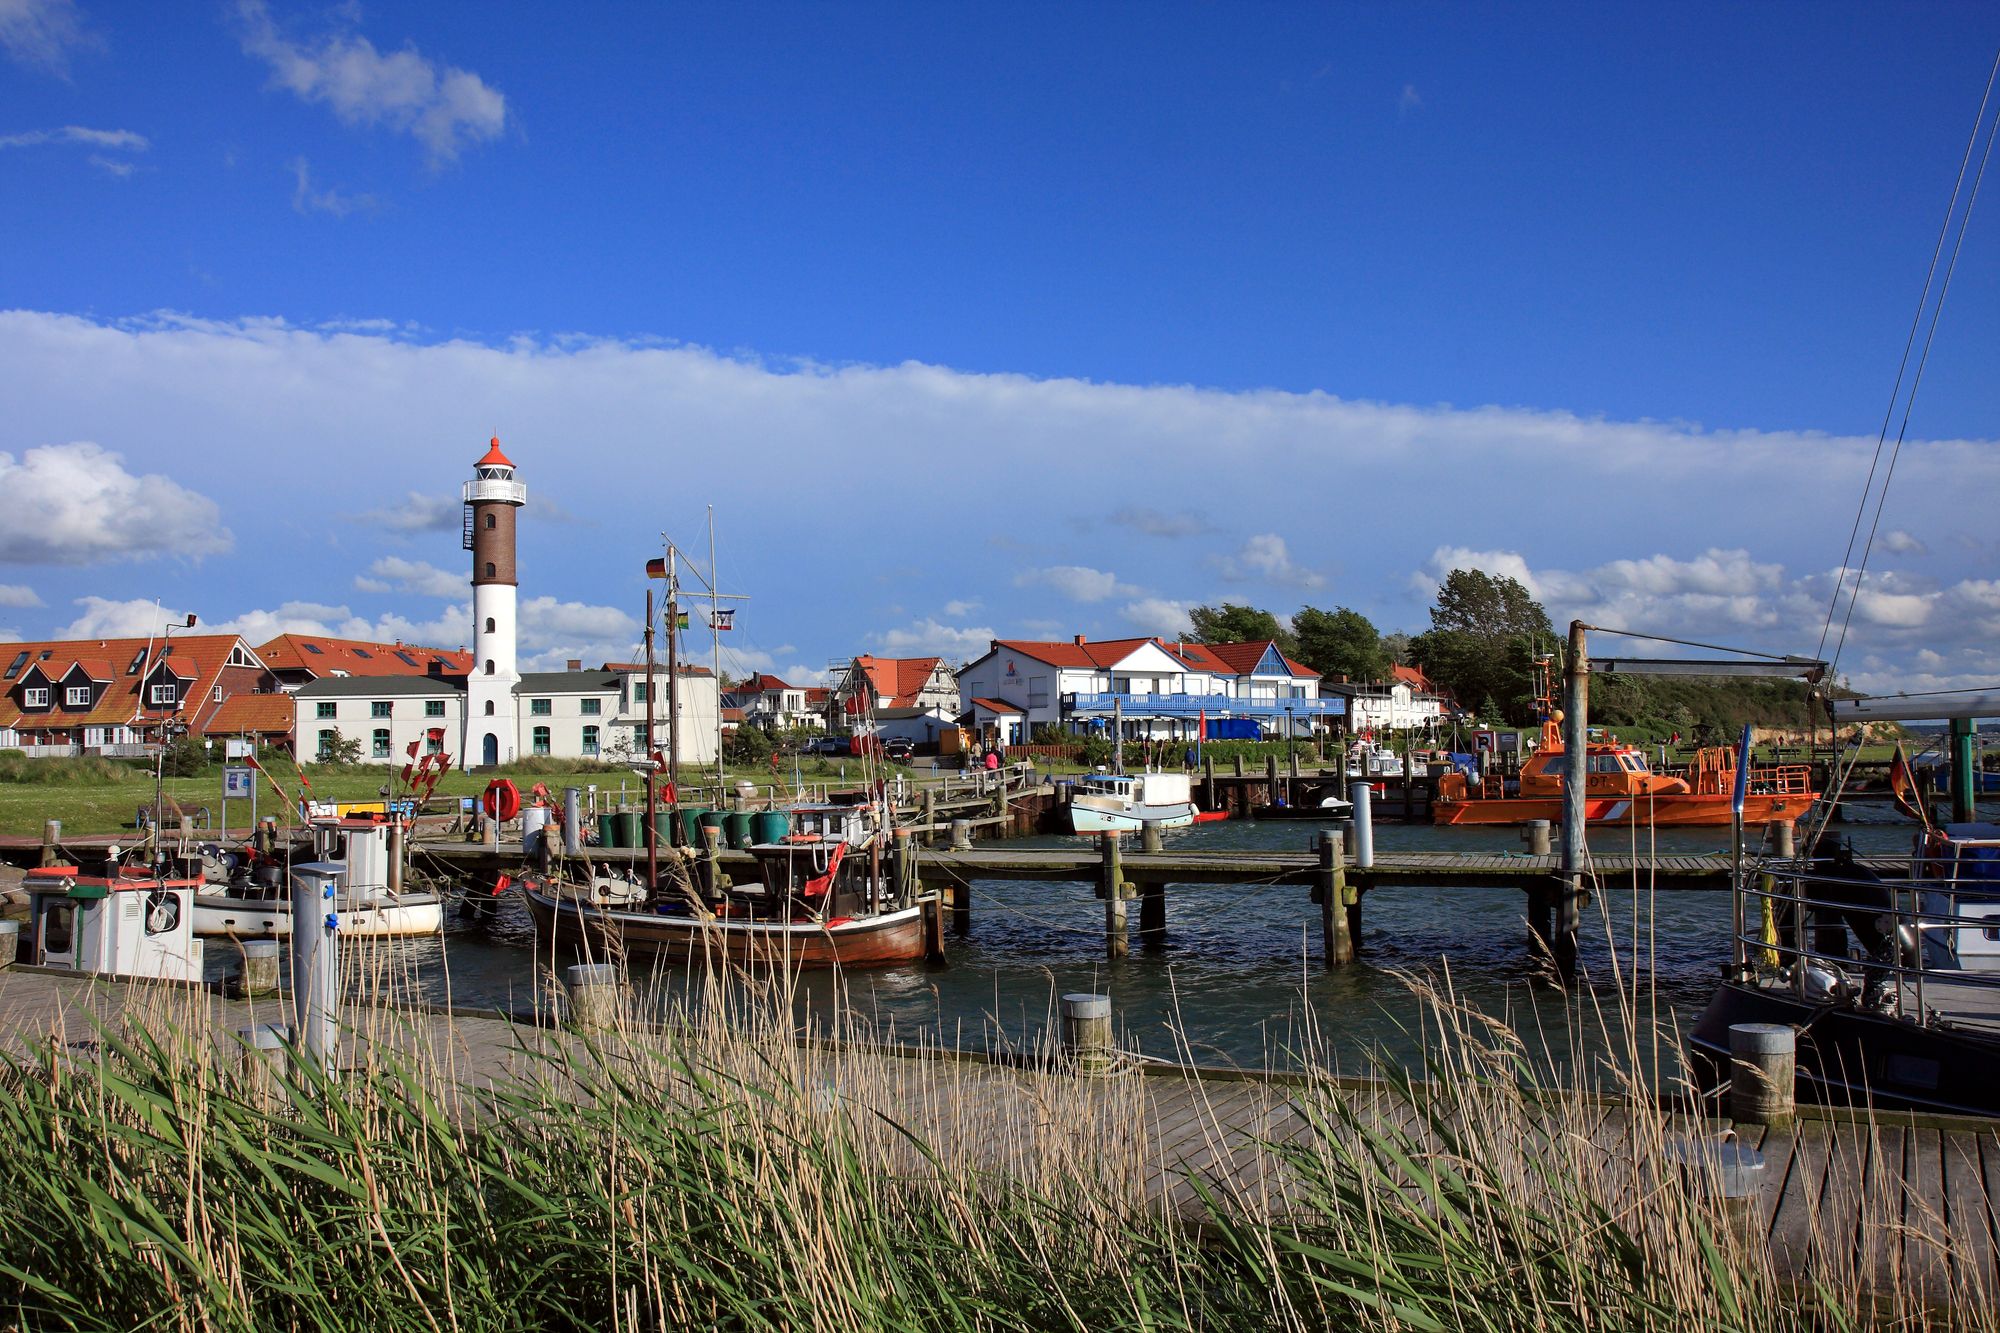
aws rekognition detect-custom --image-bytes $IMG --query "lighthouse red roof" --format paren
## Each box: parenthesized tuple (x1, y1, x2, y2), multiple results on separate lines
(476, 435, 514, 468)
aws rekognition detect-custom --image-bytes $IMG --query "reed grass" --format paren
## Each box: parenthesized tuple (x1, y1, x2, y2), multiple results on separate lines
(0, 942, 1991, 1332)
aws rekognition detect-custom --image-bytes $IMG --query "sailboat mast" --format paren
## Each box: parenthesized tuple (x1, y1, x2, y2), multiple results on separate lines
(644, 586, 658, 888)
(665, 547, 681, 798)
(710, 505, 723, 793)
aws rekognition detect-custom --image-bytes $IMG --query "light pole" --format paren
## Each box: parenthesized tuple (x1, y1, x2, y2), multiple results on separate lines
(150, 613, 198, 859)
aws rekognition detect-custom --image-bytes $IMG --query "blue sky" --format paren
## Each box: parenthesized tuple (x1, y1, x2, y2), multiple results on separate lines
(2, 1, 1997, 695)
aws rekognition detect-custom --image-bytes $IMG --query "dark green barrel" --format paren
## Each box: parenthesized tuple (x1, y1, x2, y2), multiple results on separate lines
(723, 811, 754, 850)
(597, 812, 623, 848)
(750, 810, 792, 845)
(678, 807, 704, 845)
(613, 812, 642, 850)
(650, 811, 676, 847)
(697, 810, 727, 846)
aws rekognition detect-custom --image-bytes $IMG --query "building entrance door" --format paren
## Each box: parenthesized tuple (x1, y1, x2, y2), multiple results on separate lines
(482, 732, 498, 766)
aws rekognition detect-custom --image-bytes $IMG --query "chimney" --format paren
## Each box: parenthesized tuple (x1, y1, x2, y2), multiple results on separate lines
(1073, 634, 1087, 646)
(567, 659, 582, 672)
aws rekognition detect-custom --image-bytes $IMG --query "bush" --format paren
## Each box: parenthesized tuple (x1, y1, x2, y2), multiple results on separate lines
(159, 735, 210, 777)
(724, 725, 773, 765)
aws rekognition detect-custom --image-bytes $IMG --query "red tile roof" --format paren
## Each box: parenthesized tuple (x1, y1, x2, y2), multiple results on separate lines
(203, 692, 295, 737)
(992, 636, 1321, 680)
(989, 637, 1163, 669)
(846, 655, 945, 708)
(257, 634, 472, 680)
(477, 434, 514, 468)
(0, 634, 269, 737)
(968, 697, 1024, 714)
(1392, 664, 1443, 694)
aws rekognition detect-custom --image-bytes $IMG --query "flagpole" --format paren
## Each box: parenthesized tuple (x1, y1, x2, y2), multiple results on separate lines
(710, 505, 723, 796)
(644, 586, 658, 890)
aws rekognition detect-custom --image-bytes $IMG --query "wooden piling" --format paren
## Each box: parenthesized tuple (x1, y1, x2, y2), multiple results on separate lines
(1317, 831, 1353, 965)
(1728, 1022, 1796, 1128)
(1099, 834, 1130, 960)
(1265, 754, 1280, 808)
(564, 963, 620, 1033)
(39, 819, 59, 869)
(1060, 993, 1116, 1075)
(701, 823, 724, 900)
(1141, 820, 1164, 853)
(1203, 755, 1217, 811)
(922, 788, 936, 845)
(240, 939, 280, 997)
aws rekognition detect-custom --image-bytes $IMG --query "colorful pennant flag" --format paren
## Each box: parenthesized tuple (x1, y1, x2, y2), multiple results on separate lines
(1888, 740, 1934, 830)
(712, 608, 734, 631)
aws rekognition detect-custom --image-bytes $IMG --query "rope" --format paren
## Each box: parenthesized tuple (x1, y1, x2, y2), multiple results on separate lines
(1579, 625, 1806, 662)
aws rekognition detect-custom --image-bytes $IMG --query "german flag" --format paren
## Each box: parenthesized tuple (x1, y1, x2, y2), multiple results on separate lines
(1888, 740, 1933, 830)
(645, 557, 668, 579)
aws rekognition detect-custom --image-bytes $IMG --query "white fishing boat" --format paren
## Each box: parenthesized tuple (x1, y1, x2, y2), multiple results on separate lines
(1067, 771, 1196, 834)
(188, 819, 442, 939)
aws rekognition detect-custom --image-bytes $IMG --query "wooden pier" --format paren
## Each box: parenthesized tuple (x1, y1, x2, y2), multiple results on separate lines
(0, 963, 1991, 1307)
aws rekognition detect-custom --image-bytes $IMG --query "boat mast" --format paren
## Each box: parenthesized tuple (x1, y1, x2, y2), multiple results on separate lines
(644, 586, 658, 889)
(710, 505, 723, 795)
(665, 547, 681, 804)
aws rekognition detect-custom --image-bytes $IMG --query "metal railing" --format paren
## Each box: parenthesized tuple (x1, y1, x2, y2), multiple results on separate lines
(1732, 844, 2000, 1029)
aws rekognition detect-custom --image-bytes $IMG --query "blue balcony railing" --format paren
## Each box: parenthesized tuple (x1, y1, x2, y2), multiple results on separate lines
(1062, 692, 1344, 719)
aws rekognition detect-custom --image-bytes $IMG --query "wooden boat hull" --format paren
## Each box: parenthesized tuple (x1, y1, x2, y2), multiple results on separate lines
(1432, 793, 1812, 828)
(521, 885, 935, 968)
(192, 892, 444, 938)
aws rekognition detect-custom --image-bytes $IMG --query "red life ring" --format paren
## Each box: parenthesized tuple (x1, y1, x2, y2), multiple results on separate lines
(482, 778, 521, 822)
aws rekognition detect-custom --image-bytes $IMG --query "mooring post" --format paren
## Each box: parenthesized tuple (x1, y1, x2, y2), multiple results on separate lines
(1140, 880, 1167, 950)
(1265, 753, 1280, 807)
(1524, 819, 1552, 856)
(922, 787, 936, 845)
(288, 862, 342, 1071)
(1141, 820, 1164, 853)
(563, 786, 583, 855)
(1318, 830, 1353, 966)
(1060, 992, 1115, 1075)
(893, 826, 915, 901)
(564, 962, 621, 1034)
(1556, 619, 1590, 978)
(1100, 833, 1129, 960)
(241, 938, 280, 997)
(1770, 820, 1796, 858)
(701, 823, 724, 900)
(950, 817, 972, 851)
(1728, 1023, 1796, 1128)
(1950, 717, 1978, 823)
(1347, 781, 1374, 868)
(1203, 754, 1217, 810)
(386, 820, 404, 896)
(0, 919, 18, 969)
(39, 819, 59, 869)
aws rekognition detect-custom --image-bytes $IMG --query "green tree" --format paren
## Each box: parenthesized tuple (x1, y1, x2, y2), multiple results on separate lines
(723, 723, 773, 765)
(1408, 570, 1556, 725)
(313, 730, 363, 765)
(1187, 603, 1295, 654)
(1292, 606, 1390, 683)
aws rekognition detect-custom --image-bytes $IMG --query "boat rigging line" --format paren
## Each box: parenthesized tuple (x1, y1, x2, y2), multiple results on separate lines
(1578, 623, 1818, 664)
(1819, 45, 2000, 679)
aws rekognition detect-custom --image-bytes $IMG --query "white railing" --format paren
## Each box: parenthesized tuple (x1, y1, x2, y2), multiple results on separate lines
(462, 478, 527, 505)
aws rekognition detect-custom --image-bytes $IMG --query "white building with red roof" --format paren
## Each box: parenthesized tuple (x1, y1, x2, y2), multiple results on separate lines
(0, 634, 284, 756)
(828, 655, 959, 742)
(257, 634, 472, 690)
(954, 635, 1343, 745)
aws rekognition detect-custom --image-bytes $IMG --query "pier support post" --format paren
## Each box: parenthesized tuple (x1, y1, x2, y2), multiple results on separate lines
(237, 1024, 289, 1109)
(1141, 820, 1163, 853)
(40, 819, 59, 868)
(1525, 819, 1552, 856)
(1556, 619, 1589, 979)
(564, 963, 621, 1034)
(950, 818, 972, 851)
(1950, 717, 1978, 823)
(701, 823, 724, 901)
(1060, 993, 1115, 1075)
(1203, 755, 1216, 811)
(1317, 830, 1353, 966)
(1140, 880, 1167, 950)
(1100, 834, 1130, 960)
(1728, 1023, 1796, 1128)
(241, 939, 280, 997)
(1266, 754, 1280, 808)
(564, 787, 583, 855)
(1347, 782, 1374, 868)
(1769, 820, 1795, 858)
(922, 788, 936, 845)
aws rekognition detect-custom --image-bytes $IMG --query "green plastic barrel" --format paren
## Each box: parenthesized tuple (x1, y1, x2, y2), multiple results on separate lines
(613, 812, 642, 850)
(723, 811, 754, 850)
(678, 807, 704, 845)
(697, 811, 727, 847)
(650, 811, 676, 847)
(597, 812, 623, 848)
(750, 810, 791, 845)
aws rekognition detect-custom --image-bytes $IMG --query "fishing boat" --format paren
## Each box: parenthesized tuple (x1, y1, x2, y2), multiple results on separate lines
(187, 818, 443, 938)
(1066, 771, 1197, 834)
(519, 802, 942, 968)
(1251, 793, 1355, 822)
(1432, 660, 1817, 828)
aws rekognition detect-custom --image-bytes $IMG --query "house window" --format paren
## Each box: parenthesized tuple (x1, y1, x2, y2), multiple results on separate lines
(581, 698, 601, 715)
(317, 729, 339, 761)
(425, 700, 445, 718)
(582, 725, 599, 756)
(532, 726, 550, 756)
(484, 562, 496, 578)
(316, 702, 336, 719)
(485, 617, 496, 633)
(1028, 676, 1049, 710)
(149, 684, 177, 705)
(21, 687, 47, 707)
(371, 701, 392, 719)
(425, 733, 443, 754)
(65, 686, 90, 706)
(530, 698, 552, 716)
(632, 682, 648, 703)
(372, 728, 391, 758)
(633, 724, 648, 748)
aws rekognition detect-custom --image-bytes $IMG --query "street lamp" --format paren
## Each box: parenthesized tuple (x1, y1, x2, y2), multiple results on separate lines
(150, 613, 198, 858)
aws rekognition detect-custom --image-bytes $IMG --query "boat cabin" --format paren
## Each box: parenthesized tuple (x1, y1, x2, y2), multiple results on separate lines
(23, 864, 204, 981)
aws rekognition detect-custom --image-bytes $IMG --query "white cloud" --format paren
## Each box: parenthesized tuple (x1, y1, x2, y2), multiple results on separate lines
(1880, 530, 1928, 557)
(1109, 507, 1211, 538)
(362, 556, 462, 598)
(0, 443, 230, 564)
(941, 598, 979, 618)
(871, 618, 995, 660)
(1215, 533, 1324, 588)
(289, 157, 380, 217)
(1121, 598, 1194, 637)
(0, 584, 41, 608)
(54, 596, 191, 639)
(1014, 565, 1139, 603)
(238, 0, 506, 163)
(356, 490, 460, 532)
(0, 125, 147, 151)
(0, 0, 95, 74)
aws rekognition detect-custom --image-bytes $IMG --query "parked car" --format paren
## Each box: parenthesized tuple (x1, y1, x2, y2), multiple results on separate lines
(882, 738, 916, 762)
(803, 736, 848, 755)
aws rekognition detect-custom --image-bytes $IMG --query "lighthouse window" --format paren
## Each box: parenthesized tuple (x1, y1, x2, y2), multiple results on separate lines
(486, 618, 496, 633)
(484, 701, 495, 715)
(484, 562, 496, 578)
(485, 513, 495, 529)
(484, 660, 494, 676)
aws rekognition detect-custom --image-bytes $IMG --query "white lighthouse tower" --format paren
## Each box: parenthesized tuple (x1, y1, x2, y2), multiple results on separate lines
(463, 436, 526, 767)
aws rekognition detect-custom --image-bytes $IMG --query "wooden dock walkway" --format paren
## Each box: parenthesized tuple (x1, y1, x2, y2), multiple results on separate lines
(0, 963, 1992, 1305)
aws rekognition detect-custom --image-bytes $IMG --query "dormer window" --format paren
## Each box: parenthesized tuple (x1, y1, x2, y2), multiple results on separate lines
(22, 687, 48, 708)
(150, 683, 177, 706)
(65, 686, 90, 706)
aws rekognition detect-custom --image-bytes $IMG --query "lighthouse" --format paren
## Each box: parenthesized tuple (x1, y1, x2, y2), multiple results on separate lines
(463, 436, 526, 767)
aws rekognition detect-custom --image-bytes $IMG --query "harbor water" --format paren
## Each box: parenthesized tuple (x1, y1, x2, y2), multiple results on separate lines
(298, 803, 1924, 1079)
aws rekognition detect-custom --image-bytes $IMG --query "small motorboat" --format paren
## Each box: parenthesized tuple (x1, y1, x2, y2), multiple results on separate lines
(1067, 771, 1196, 834)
